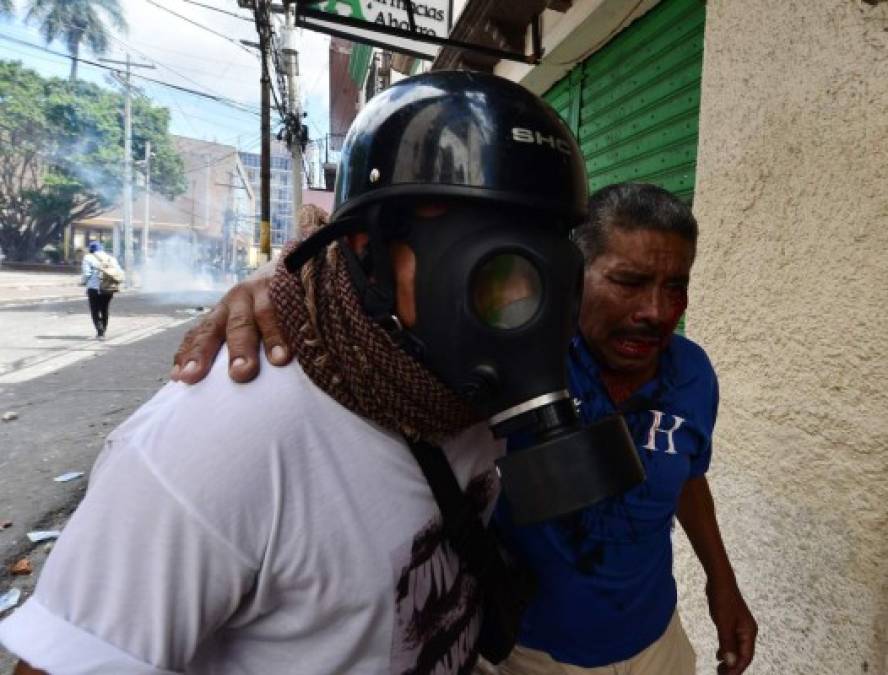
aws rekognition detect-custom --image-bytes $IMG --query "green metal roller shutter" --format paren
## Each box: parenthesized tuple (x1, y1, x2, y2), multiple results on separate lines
(544, 0, 705, 203)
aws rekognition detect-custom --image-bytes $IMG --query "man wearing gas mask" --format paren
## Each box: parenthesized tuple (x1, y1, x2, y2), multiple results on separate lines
(2, 72, 632, 674)
(167, 181, 758, 674)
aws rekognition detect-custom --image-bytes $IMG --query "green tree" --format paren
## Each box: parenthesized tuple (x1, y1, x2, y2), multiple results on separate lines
(0, 60, 185, 261)
(25, 0, 127, 82)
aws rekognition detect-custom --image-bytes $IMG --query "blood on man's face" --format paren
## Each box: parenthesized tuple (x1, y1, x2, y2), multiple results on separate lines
(578, 227, 693, 380)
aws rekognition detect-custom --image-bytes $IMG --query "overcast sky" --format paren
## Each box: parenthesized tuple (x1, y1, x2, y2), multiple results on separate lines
(0, 0, 331, 153)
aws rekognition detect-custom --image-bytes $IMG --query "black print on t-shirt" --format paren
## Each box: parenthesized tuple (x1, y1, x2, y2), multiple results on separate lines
(389, 471, 496, 675)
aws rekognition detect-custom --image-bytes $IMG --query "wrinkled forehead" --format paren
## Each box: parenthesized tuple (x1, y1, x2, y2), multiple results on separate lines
(596, 226, 695, 273)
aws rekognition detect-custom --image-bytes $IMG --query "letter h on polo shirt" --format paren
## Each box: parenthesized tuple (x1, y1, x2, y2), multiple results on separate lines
(643, 410, 685, 454)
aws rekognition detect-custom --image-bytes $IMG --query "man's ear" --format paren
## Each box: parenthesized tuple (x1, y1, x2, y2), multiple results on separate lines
(346, 232, 370, 255)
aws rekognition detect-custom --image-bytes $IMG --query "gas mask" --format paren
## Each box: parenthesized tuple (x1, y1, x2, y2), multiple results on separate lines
(354, 202, 644, 526)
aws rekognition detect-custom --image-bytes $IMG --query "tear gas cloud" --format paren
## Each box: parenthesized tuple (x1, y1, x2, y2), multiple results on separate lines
(139, 235, 230, 304)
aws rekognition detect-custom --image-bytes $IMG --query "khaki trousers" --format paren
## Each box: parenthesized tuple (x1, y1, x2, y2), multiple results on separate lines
(490, 610, 696, 675)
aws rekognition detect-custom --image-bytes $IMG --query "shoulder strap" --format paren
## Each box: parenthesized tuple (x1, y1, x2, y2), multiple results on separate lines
(406, 439, 497, 574)
(406, 437, 538, 667)
(406, 439, 476, 544)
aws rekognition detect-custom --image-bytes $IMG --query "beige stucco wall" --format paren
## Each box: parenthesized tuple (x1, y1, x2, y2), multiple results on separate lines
(676, 2, 888, 674)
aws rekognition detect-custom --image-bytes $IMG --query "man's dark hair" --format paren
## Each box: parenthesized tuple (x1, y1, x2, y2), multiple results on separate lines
(573, 183, 698, 263)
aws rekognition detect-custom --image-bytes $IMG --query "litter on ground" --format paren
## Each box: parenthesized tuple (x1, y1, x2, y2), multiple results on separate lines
(0, 588, 21, 613)
(27, 530, 61, 543)
(10, 558, 32, 575)
(53, 471, 85, 483)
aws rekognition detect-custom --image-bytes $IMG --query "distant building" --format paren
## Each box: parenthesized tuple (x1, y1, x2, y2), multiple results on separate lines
(72, 135, 254, 274)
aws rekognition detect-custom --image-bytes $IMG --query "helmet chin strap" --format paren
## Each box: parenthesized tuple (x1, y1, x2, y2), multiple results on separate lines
(284, 204, 424, 353)
(339, 204, 397, 323)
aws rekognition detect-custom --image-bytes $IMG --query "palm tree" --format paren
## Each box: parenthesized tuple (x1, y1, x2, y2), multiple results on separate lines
(25, 0, 127, 81)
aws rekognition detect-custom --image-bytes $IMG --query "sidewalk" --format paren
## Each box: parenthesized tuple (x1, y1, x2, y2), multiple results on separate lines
(0, 270, 84, 306)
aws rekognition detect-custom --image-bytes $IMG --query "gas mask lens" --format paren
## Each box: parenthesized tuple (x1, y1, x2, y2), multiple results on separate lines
(472, 255, 542, 330)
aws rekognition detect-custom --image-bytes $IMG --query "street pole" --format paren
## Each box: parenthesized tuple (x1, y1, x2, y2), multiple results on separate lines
(259, 18, 272, 263)
(123, 54, 133, 282)
(142, 141, 151, 261)
(100, 55, 154, 287)
(204, 155, 211, 267)
(284, 1, 302, 240)
(243, 1, 280, 263)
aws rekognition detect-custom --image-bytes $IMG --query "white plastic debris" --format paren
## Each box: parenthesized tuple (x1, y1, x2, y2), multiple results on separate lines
(2, 411, 18, 422)
(0, 588, 21, 612)
(27, 530, 61, 543)
(53, 471, 85, 483)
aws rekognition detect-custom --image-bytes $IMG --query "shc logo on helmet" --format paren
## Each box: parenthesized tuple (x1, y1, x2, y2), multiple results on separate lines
(511, 127, 573, 156)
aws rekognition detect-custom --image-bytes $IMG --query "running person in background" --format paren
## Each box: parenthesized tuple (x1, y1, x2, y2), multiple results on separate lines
(80, 241, 123, 339)
(170, 183, 758, 675)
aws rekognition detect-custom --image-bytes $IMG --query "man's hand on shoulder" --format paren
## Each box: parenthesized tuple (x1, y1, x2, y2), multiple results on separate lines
(171, 264, 291, 384)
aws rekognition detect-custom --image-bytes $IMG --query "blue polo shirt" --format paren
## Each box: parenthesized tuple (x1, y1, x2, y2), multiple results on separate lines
(495, 333, 718, 667)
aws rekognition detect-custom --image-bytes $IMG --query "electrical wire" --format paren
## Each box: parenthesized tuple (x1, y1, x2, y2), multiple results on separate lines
(99, 29, 261, 114)
(251, 1, 288, 121)
(0, 32, 261, 115)
(105, 30, 255, 94)
(10, 13, 263, 128)
(142, 0, 258, 56)
(180, 140, 261, 177)
(179, 0, 254, 22)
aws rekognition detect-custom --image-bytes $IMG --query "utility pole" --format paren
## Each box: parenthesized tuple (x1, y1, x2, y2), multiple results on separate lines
(242, 1, 274, 263)
(260, 44, 272, 263)
(283, 0, 302, 240)
(100, 54, 154, 287)
(204, 155, 211, 231)
(142, 141, 151, 261)
(245, 1, 274, 264)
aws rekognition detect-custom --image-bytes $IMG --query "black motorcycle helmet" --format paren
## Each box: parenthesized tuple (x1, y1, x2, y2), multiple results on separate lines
(333, 70, 587, 226)
(286, 70, 588, 272)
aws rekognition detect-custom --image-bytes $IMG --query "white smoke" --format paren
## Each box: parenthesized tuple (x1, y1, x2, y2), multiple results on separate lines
(139, 235, 230, 298)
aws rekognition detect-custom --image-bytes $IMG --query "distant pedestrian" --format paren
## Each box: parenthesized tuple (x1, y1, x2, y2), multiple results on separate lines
(81, 242, 124, 339)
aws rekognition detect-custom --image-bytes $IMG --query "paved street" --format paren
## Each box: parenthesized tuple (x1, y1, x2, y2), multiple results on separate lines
(0, 274, 224, 671)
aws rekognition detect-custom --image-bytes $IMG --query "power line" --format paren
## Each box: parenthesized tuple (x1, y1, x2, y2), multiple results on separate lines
(180, 140, 261, 177)
(11, 17, 261, 106)
(179, 0, 253, 23)
(100, 30, 260, 115)
(0, 33, 261, 115)
(95, 36, 258, 71)
(142, 0, 258, 56)
(105, 33, 227, 97)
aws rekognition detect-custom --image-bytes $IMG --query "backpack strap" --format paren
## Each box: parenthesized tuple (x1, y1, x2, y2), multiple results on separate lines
(405, 439, 499, 577)
(408, 441, 472, 538)
(404, 437, 537, 665)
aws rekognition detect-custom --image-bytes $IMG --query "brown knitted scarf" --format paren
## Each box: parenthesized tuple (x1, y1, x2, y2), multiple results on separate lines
(269, 225, 480, 441)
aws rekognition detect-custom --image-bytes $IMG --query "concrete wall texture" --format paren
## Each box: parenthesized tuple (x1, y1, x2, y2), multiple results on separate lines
(674, 2, 888, 674)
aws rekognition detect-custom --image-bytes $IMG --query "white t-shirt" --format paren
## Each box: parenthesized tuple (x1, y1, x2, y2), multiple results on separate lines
(0, 349, 503, 674)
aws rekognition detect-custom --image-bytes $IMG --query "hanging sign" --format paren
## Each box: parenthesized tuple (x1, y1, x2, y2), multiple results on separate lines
(295, 0, 454, 60)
